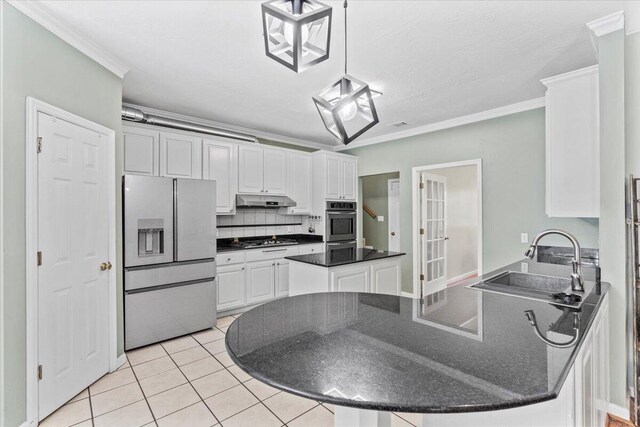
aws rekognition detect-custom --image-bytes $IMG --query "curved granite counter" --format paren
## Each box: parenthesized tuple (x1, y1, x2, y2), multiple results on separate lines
(225, 259, 609, 417)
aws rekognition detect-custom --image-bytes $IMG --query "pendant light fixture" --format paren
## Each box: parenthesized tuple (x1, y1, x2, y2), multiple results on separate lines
(312, 0, 379, 144)
(261, 0, 332, 73)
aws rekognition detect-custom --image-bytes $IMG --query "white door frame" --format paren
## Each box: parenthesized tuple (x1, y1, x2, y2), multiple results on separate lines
(411, 159, 483, 298)
(25, 97, 119, 424)
(387, 178, 400, 252)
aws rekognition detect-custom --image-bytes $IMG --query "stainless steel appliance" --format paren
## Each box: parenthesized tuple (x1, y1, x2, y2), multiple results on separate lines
(325, 200, 357, 242)
(236, 194, 296, 208)
(228, 237, 298, 249)
(123, 175, 217, 350)
(326, 240, 358, 262)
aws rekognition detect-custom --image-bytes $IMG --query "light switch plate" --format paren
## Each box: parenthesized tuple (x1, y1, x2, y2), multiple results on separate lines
(521, 233, 528, 243)
(521, 262, 529, 273)
(377, 216, 385, 222)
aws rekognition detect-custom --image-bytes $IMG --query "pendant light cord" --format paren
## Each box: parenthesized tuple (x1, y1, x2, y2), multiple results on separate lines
(344, 0, 348, 75)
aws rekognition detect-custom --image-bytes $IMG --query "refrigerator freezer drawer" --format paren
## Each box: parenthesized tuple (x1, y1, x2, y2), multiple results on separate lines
(125, 279, 216, 350)
(124, 259, 216, 291)
(175, 179, 217, 261)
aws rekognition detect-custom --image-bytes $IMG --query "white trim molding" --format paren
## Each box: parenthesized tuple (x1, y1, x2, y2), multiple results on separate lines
(25, 98, 119, 425)
(6, 0, 129, 78)
(540, 64, 599, 87)
(446, 270, 479, 286)
(335, 97, 545, 152)
(587, 11, 625, 52)
(400, 291, 416, 299)
(626, 1, 640, 35)
(607, 402, 630, 421)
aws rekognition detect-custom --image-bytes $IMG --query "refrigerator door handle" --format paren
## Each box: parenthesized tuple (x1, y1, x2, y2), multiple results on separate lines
(125, 276, 215, 295)
(173, 178, 178, 260)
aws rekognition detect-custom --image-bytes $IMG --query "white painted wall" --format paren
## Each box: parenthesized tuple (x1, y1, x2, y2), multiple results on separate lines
(429, 166, 479, 282)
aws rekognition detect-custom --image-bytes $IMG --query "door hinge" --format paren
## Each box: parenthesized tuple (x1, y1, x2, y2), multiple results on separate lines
(38, 365, 43, 380)
(37, 251, 42, 266)
(420, 228, 424, 235)
(37, 137, 42, 153)
(419, 274, 425, 281)
(419, 182, 424, 189)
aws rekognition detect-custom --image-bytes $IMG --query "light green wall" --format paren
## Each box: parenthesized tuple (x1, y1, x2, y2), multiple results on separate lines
(346, 108, 600, 295)
(597, 28, 626, 408)
(361, 172, 400, 249)
(1, 4, 123, 426)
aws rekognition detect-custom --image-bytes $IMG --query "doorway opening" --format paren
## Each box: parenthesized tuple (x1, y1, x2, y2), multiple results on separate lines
(358, 172, 400, 251)
(412, 160, 482, 297)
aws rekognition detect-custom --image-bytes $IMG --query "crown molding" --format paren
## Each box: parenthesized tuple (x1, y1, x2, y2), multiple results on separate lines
(122, 102, 330, 151)
(334, 97, 546, 152)
(6, 0, 129, 78)
(586, 11, 625, 52)
(540, 64, 599, 87)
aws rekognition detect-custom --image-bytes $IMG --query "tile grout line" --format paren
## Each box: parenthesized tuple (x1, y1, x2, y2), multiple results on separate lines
(126, 353, 162, 425)
(86, 386, 95, 427)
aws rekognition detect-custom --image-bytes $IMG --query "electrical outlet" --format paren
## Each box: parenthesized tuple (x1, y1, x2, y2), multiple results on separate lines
(377, 216, 385, 222)
(521, 233, 528, 243)
(521, 262, 529, 273)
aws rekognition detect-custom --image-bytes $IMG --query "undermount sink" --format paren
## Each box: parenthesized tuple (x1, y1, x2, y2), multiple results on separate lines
(468, 271, 585, 308)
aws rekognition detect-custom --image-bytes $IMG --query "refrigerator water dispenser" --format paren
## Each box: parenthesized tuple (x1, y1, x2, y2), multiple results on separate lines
(138, 219, 164, 256)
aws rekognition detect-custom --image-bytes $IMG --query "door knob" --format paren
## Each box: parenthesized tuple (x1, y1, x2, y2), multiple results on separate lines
(100, 262, 108, 271)
(444, 237, 449, 241)
(107, 262, 113, 270)
(391, 232, 396, 236)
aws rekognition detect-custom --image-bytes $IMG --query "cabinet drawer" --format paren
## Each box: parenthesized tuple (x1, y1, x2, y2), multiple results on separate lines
(217, 251, 245, 266)
(245, 246, 300, 262)
(299, 243, 324, 255)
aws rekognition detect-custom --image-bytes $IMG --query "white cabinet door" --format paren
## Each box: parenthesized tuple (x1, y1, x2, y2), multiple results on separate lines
(202, 139, 237, 213)
(370, 260, 401, 295)
(217, 264, 246, 311)
(263, 148, 287, 195)
(159, 132, 202, 179)
(325, 156, 342, 199)
(238, 145, 264, 193)
(123, 127, 159, 176)
(275, 260, 290, 298)
(341, 157, 357, 200)
(331, 265, 369, 292)
(287, 152, 312, 213)
(246, 260, 275, 304)
(298, 243, 324, 255)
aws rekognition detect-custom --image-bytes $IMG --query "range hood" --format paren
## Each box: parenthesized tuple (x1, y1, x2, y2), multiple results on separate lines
(235, 194, 297, 208)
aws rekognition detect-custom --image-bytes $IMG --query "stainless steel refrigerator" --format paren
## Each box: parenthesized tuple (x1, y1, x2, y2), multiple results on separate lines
(123, 175, 217, 350)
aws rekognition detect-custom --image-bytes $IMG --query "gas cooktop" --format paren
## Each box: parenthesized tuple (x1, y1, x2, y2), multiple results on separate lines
(230, 238, 299, 249)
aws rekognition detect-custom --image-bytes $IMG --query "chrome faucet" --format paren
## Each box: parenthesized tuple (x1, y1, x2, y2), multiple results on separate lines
(524, 229, 585, 292)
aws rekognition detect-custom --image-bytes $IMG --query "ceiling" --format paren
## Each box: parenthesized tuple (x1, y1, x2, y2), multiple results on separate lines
(38, 0, 622, 148)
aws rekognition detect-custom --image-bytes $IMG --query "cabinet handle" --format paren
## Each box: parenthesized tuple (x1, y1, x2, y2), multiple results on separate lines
(242, 267, 245, 270)
(227, 258, 231, 262)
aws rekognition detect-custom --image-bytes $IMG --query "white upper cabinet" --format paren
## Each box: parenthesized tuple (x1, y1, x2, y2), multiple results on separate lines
(286, 151, 312, 214)
(312, 151, 358, 204)
(123, 126, 160, 176)
(238, 145, 288, 194)
(159, 131, 202, 179)
(542, 65, 599, 218)
(263, 148, 287, 195)
(202, 138, 237, 214)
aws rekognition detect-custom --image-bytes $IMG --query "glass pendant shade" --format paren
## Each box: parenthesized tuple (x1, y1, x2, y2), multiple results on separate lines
(261, 0, 332, 73)
(313, 74, 379, 144)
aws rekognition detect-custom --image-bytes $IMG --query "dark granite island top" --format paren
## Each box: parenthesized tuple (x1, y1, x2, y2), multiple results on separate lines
(285, 248, 406, 267)
(225, 258, 609, 415)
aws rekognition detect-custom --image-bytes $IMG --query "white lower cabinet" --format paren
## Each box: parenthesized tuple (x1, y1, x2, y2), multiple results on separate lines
(246, 260, 275, 305)
(331, 265, 370, 292)
(275, 260, 290, 298)
(298, 243, 324, 255)
(216, 264, 246, 311)
(370, 260, 402, 295)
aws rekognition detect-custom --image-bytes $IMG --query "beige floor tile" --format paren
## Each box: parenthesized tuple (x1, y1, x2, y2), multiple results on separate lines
(91, 382, 145, 416)
(156, 402, 218, 427)
(127, 344, 167, 366)
(217, 326, 229, 333)
(243, 378, 280, 401)
(181, 356, 224, 381)
(171, 346, 210, 366)
(139, 368, 187, 397)
(68, 388, 89, 404)
(117, 359, 131, 371)
(288, 405, 333, 427)
(93, 400, 154, 427)
(73, 420, 93, 427)
(216, 316, 235, 328)
(147, 383, 200, 419)
(321, 402, 335, 413)
(40, 399, 91, 427)
(161, 335, 200, 354)
(204, 384, 259, 421)
(90, 368, 137, 395)
(212, 352, 234, 367)
(203, 340, 227, 355)
(391, 413, 415, 427)
(192, 328, 225, 345)
(191, 369, 240, 399)
(227, 365, 251, 383)
(263, 391, 317, 423)
(394, 412, 421, 426)
(220, 403, 281, 427)
(142, 423, 158, 427)
(133, 356, 177, 380)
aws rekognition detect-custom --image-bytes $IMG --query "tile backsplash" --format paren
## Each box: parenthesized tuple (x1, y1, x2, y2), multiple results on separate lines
(217, 209, 308, 239)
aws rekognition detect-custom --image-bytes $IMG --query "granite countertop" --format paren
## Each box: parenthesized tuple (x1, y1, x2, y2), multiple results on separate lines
(285, 248, 406, 267)
(217, 234, 323, 253)
(225, 259, 609, 413)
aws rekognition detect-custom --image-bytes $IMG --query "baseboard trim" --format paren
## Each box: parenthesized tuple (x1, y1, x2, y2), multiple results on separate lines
(113, 353, 127, 372)
(608, 402, 630, 420)
(19, 419, 37, 427)
(401, 291, 416, 299)
(447, 270, 479, 285)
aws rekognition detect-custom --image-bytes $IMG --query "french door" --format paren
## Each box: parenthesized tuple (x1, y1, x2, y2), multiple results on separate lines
(420, 172, 448, 294)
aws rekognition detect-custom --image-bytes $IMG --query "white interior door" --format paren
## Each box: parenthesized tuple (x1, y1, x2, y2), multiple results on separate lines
(420, 172, 447, 294)
(37, 112, 110, 419)
(388, 179, 400, 252)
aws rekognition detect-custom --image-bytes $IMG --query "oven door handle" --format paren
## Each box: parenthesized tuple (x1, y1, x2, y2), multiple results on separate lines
(327, 211, 357, 215)
(326, 240, 357, 246)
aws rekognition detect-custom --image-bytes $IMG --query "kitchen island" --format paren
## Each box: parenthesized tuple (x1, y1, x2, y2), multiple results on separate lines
(286, 248, 406, 296)
(225, 258, 609, 427)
